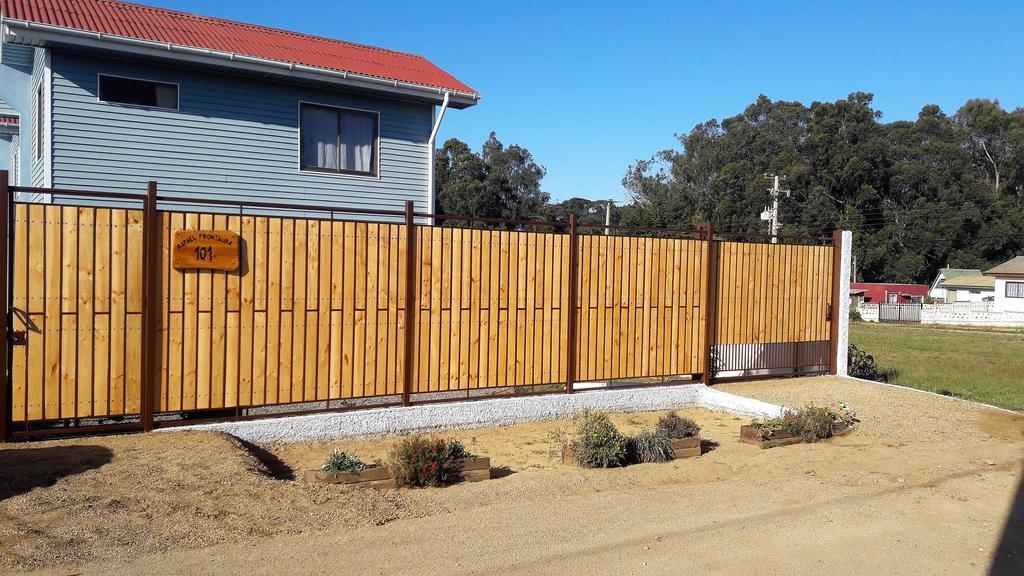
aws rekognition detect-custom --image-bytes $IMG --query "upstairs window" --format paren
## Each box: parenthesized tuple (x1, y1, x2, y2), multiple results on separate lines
(1007, 282, 1024, 299)
(300, 103, 378, 176)
(98, 75, 179, 110)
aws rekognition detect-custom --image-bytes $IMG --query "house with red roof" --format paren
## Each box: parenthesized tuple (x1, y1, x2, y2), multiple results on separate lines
(0, 0, 478, 212)
(849, 282, 928, 304)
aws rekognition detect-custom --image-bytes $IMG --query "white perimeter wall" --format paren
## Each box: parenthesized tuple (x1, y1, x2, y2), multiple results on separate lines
(857, 302, 1024, 327)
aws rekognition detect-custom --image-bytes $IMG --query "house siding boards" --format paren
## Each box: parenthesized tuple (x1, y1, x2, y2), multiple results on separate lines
(48, 51, 432, 210)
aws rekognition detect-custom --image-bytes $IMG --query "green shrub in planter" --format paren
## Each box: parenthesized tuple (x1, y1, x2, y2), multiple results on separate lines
(571, 409, 627, 468)
(320, 449, 368, 473)
(389, 436, 476, 488)
(656, 411, 701, 439)
(627, 428, 674, 463)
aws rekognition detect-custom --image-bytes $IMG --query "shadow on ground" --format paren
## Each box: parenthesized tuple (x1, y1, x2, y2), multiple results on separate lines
(236, 438, 295, 480)
(490, 465, 515, 479)
(990, 470, 1024, 575)
(700, 439, 720, 455)
(0, 444, 113, 500)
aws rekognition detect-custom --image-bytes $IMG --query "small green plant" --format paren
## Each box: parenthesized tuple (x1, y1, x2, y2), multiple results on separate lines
(798, 405, 835, 443)
(627, 428, 674, 463)
(656, 411, 701, 439)
(320, 449, 369, 474)
(570, 409, 627, 468)
(389, 436, 475, 488)
(752, 403, 857, 444)
(849, 305, 863, 322)
(750, 411, 802, 440)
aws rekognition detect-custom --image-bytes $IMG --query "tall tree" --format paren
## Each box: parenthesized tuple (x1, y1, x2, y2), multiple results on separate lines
(434, 133, 549, 225)
(623, 93, 1024, 283)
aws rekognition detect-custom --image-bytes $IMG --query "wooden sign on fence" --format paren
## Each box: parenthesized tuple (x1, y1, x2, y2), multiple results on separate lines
(171, 230, 240, 271)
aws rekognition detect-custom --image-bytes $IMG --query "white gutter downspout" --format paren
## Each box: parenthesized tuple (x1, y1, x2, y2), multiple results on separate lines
(426, 92, 450, 225)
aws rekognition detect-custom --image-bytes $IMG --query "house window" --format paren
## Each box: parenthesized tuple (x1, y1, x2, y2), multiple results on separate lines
(98, 75, 179, 110)
(35, 84, 43, 160)
(300, 103, 378, 176)
(1007, 282, 1024, 299)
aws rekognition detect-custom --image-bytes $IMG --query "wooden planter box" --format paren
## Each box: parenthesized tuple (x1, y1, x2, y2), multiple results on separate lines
(459, 457, 491, 482)
(304, 458, 491, 487)
(302, 465, 395, 489)
(670, 436, 701, 458)
(740, 421, 854, 449)
(559, 437, 701, 466)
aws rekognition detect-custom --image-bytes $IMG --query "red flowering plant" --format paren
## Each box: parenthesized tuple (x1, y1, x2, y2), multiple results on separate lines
(389, 435, 475, 488)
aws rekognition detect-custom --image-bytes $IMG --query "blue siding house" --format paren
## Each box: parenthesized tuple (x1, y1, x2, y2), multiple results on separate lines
(0, 0, 479, 213)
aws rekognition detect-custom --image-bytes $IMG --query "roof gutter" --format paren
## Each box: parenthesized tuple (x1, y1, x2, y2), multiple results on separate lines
(425, 92, 450, 223)
(1, 19, 480, 108)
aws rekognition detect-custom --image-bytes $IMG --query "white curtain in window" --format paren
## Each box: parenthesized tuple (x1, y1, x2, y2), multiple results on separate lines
(340, 112, 375, 173)
(301, 106, 339, 169)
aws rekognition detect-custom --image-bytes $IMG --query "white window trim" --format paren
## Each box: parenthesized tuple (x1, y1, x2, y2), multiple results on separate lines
(96, 73, 181, 112)
(295, 99, 381, 181)
(43, 49, 52, 189)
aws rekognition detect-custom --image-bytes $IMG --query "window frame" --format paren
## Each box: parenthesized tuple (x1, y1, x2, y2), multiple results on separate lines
(297, 101, 380, 179)
(1007, 281, 1024, 299)
(35, 83, 43, 160)
(97, 73, 180, 111)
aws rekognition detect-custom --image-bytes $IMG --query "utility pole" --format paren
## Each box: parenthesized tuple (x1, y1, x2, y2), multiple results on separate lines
(759, 173, 790, 243)
(604, 199, 613, 236)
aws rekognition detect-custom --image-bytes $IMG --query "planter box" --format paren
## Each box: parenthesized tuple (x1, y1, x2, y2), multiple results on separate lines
(740, 421, 854, 449)
(459, 457, 491, 482)
(302, 465, 396, 489)
(304, 457, 491, 487)
(670, 436, 701, 458)
(559, 437, 702, 466)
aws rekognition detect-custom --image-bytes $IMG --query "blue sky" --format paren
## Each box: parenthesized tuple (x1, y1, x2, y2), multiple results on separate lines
(157, 0, 1024, 203)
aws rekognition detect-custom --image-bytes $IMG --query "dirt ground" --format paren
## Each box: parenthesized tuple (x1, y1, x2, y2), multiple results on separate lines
(3, 375, 1023, 575)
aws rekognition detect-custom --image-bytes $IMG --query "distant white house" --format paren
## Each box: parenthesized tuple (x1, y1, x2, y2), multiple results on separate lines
(928, 268, 995, 302)
(983, 256, 1024, 313)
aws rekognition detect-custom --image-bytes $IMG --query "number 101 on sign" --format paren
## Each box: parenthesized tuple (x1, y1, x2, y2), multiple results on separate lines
(171, 230, 241, 271)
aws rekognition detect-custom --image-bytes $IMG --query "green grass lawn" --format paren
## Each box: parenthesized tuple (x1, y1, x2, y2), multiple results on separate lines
(850, 322, 1024, 410)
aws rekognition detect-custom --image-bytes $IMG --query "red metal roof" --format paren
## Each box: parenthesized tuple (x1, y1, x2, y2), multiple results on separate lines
(1, 0, 477, 95)
(850, 283, 929, 303)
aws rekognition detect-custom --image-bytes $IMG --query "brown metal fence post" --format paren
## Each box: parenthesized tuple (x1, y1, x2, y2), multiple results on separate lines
(828, 229, 843, 375)
(698, 222, 717, 385)
(565, 213, 579, 394)
(402, 201, 416, 406)
(0, 171, 9, 442)
(140, 181, 159, 432)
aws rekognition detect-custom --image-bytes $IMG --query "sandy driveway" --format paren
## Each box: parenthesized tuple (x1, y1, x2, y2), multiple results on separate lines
(6, 376, 1024, 575)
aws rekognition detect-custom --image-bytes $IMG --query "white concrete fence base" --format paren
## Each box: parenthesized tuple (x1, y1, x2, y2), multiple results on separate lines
(164, 383, 787, 444)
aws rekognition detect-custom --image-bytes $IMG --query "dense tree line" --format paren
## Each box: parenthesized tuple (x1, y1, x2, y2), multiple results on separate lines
(622, 93, 1024, 283)
(434, 95, 1024, 283)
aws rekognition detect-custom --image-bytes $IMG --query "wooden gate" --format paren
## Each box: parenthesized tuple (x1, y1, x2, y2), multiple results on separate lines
(0, 175, 843, 439)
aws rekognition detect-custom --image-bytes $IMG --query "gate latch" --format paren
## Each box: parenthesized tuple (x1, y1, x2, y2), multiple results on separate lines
(9, 330, 27, 346)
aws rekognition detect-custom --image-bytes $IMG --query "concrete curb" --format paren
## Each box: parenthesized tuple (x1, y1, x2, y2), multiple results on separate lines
(161, 384, 787, 444)
(840, 375, 1020, 415)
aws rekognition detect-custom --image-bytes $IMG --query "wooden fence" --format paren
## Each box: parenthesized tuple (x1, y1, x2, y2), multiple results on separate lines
(0, 176, 842, 439)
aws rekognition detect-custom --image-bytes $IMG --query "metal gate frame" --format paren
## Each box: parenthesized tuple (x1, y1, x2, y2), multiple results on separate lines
(0, 171, 843, 441)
